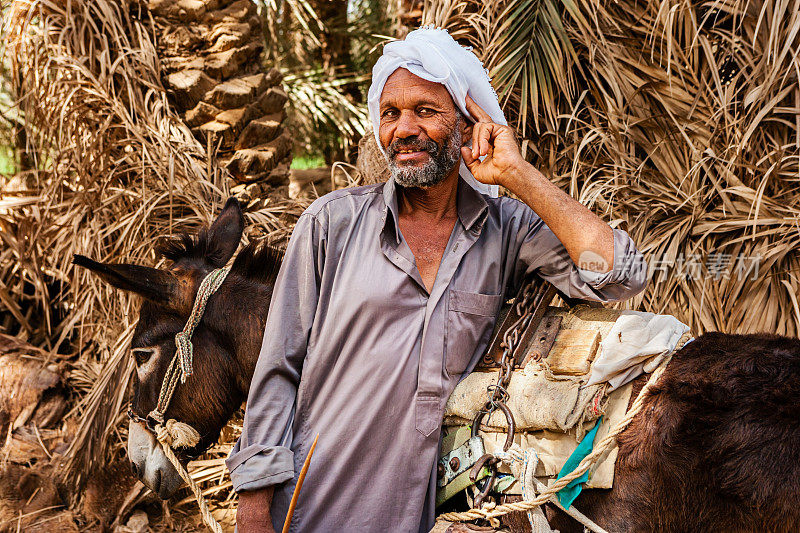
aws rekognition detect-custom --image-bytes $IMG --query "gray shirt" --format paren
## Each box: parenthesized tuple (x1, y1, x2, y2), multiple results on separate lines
(226, 177, 647, 533)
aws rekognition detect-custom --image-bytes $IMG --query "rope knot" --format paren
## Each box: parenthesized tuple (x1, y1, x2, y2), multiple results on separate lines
(155, 419, 201, 449)
(476, 502, 501, 528)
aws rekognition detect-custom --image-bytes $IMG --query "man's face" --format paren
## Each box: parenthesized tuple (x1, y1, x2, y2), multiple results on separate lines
(378, 68, 468, 188)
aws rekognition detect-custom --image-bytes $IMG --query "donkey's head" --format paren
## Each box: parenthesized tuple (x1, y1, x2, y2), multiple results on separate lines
(75, 198, 282, 499)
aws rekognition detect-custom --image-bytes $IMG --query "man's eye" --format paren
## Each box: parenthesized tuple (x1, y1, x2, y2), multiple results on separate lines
(131, 348, 154, 366)
(382, 109, 397, 118)
(418, 108, 436, 116)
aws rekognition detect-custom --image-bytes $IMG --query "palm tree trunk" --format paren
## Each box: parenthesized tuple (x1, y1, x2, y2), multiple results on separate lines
(147, 0, 292, 197)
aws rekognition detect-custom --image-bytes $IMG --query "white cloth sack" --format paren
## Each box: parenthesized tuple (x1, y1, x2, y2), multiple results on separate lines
(367, 27, 507, 197)
(586, 311, 692, 390)
(444, 366, 605, 432)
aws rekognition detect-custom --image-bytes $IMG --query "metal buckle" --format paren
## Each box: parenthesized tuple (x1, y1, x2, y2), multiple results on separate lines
(438, 436, 486, 488)
(470, 454, 500, 509)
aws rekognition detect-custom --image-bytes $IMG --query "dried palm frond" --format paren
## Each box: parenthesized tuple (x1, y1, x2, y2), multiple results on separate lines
(422, 0, 585, 134)
(0, 0, 303, 494)
(426, 0, 800, 335)
(561, 0, 800, 335)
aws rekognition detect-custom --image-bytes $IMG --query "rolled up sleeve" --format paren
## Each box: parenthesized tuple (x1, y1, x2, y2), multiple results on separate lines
(510, 210, 647, 303)
(226, 212, 326, 492)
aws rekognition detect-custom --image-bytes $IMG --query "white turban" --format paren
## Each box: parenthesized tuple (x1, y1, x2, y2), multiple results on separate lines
(367, 27, 507, 197)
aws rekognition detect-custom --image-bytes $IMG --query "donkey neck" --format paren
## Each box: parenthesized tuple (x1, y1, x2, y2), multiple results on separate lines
(204, 276, 273, 397)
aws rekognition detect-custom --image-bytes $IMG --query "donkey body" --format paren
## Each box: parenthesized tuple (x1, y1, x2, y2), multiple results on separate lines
(546, 331, 800, 533)
(77, 199, 800, 531)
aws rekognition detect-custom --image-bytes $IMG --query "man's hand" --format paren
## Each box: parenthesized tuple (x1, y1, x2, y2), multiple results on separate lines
(237, 487, 275, 533)
(461, 95, 615, 272)
(461, 94, 527, 187)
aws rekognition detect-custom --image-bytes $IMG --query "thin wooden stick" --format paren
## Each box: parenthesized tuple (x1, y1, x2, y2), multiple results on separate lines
(282, 433, 319, 533)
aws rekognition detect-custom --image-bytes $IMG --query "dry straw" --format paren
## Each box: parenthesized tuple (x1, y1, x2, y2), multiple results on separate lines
(425, 0, 800, 336)
(0, 0, 305, 500)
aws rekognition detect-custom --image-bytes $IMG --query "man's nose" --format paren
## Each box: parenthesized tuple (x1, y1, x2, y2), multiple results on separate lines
(393, 110, 422, 139)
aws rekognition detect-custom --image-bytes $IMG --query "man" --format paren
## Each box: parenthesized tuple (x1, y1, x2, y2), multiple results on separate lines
(228, 28, 647, 533)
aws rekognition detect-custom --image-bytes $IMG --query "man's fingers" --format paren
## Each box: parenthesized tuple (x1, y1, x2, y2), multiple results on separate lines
(462, 145, 498, 186)
(461, 145, 485, 177)
(465, 94, 492, 123)
(461, 145, 477, 167)
(479, 124, 492, 157)
(473, 122, 485, 157)
(470, 122, 497, 158)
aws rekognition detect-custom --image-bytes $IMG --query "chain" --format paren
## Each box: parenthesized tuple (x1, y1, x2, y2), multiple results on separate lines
(472, 278, 549, 509)
(486, 280, 541, 410)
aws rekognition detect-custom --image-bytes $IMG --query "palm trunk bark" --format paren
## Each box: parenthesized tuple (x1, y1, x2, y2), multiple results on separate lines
(147, 0, 292, 198)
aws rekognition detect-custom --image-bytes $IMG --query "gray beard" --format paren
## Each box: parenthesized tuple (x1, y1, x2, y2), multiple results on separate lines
(387, 126, 462, 188)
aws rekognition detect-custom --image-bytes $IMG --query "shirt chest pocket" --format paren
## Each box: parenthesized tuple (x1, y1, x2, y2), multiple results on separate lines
(445, 290, 503, 376)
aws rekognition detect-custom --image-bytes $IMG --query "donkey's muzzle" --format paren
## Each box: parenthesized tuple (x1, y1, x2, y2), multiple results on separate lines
(128, 420, 184, 499)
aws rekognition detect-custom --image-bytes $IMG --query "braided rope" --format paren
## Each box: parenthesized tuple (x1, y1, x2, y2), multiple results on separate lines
(175, 267, 230, 383)
(150, 267, 230, 422)
(496, 445, 609, 533)
(438, 333, 693, 524)
(144, 267, 230, 533)
(155, 423, 223, 533)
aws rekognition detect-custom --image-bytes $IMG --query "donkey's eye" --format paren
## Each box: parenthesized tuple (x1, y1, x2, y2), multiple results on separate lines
(131, 348, 154, 366)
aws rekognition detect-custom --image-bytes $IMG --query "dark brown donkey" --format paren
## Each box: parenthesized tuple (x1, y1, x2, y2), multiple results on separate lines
(74, 198, 282, 499)
(76, 199, 800, 531)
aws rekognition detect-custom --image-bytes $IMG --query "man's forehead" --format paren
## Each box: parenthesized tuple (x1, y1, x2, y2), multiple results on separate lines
(379, 68, 455, 109)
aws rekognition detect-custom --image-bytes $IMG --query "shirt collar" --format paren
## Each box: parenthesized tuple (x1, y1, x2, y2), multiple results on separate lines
(455, 175, 489, 232)
(381, 175, 489, 244)
(382, 177, 402, 245)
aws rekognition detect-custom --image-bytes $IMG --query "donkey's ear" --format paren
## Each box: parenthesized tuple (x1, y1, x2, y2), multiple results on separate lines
(73, 255, 184, 310)
(206, 197, 244, 267)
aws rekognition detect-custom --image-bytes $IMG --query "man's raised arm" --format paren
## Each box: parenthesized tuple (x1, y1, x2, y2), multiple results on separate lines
(461, 95, 646, 301)
(226, 212, 326, 531)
